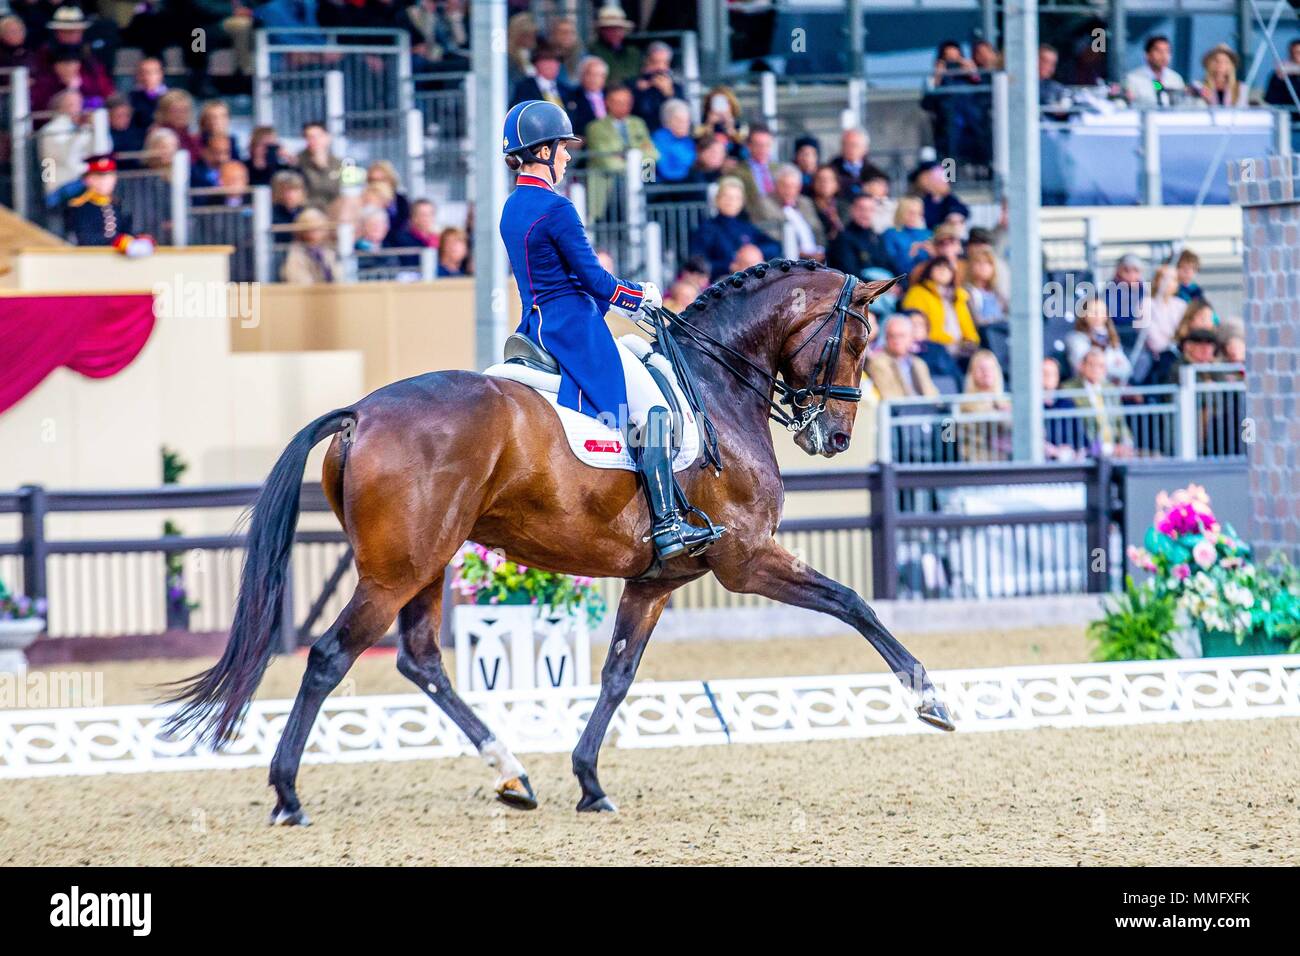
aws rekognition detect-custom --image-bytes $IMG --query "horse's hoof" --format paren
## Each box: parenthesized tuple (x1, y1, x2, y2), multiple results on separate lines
(268, 806, 311, 826)
(917, 696, 956, 732)
(495, 775, 538, 811)
(576, 794, 618, 813)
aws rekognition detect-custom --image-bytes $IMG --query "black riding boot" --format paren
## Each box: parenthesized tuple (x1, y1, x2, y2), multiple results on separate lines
(637, 407, 725, 560)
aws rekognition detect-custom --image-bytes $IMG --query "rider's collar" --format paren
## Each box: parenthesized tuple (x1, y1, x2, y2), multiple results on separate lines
(517, 174, 555, 192)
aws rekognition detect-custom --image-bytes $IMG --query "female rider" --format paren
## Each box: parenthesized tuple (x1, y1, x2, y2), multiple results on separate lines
(499, 100, 724, 561)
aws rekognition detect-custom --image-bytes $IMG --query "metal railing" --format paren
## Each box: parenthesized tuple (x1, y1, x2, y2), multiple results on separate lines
(876, 365, 1247, 466)
(1, 460, 1132, 644)
(188, 184, 272, 282)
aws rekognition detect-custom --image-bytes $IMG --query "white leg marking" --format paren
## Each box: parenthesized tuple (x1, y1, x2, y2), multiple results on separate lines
(479, 736, 526, 787)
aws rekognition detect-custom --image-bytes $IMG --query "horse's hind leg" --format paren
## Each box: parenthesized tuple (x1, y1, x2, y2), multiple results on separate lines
(268, 578, 403, 825)
(713, 541, 955, 731)
(396, 578, 537, 810)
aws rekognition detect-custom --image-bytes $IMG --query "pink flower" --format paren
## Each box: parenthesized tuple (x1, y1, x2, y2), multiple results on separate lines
(484, 549, 505, 571)
(1126, 545, 1157, 572)
(1192, 539, 1217, 569)
(573, 576, 595, 587)
(1172, 563, 1191, 581)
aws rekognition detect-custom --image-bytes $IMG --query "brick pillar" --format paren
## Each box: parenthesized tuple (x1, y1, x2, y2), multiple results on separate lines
(1229, 156, 1300, 563)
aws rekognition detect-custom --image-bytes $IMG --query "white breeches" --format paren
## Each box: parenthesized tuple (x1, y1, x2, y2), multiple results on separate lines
(617, 342, 668, 429)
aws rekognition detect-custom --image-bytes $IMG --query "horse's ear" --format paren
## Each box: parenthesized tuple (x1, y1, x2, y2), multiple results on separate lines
(861, 274, 905, 303)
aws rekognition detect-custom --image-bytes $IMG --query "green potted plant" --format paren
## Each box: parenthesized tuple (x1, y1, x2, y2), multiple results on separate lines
(451, 543, 606, 629)
(1088, 576, 1179, 662)
(1120, 485, 1297, 658)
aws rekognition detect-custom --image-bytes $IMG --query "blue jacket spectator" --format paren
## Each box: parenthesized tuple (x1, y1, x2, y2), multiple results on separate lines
(688, 177, 780, 279)
(650, 98, 696, 182)
(880, 196, 933, 276)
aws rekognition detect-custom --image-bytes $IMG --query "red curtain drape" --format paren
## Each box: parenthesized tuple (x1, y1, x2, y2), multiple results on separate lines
(0, 294, 156, 414)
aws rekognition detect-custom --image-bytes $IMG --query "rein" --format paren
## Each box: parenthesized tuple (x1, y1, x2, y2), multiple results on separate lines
(646, 272, 870, 439)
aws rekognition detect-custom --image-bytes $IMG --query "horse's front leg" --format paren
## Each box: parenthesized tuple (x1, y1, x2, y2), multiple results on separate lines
(712, 541, 955, 731)
(571, 579, 679, 812)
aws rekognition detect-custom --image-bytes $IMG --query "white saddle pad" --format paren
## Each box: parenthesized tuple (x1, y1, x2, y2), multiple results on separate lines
(484, 336, 701, 472)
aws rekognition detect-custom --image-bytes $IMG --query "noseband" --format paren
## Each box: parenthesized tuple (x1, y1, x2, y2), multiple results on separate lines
(650, 272, 870, 436)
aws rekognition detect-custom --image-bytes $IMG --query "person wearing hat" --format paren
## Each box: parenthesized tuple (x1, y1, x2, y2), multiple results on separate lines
(792, 135, 820, 193)
(510, 43, 575, 109)
(280, 207, 337, 284)
(910, 161, 970, 230)
(1193, 43, 1250, 107)
(499, 100, 723, 560)
(31, 6, 114, 108)
(590, 4, 640, 88)
(63, 154, 155, 256)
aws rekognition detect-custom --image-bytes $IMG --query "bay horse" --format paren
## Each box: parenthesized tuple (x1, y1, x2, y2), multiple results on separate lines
(167, 258, 954, 825)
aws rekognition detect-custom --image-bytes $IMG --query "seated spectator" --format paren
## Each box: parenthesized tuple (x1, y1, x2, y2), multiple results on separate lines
(565, 56, 609, 134)
(366, 160, 411, 237)
(404, 0, 471, 75)
(297, 120, 345, 208)
(958, 348, 1011, 462)
(880, 196, 932, 276)
(354, 207, 401, 268)
(1064, 347, 1134, 457)
(828, 128, 888, 200)
(962, 246, 1008, 326)
(510, 44, 573, 109)
(900, 256, 979, 359)
(505, 11, 537, 85)
(698, 84, 745, 155)
(964, 227, 1009, 295)
(31, 7, 114, 109)
(150, 89, 202, 156)
(1192, 44, 1249, 107)
(793, 135, 821, 193)
(677, 256, 711, 295)
(1041, 357, 1080, 460)
(0, 15, 34, 69)
(1125, 35, 1186, 107)
(38, 89, 93, 199)
(809, 165, 845, 241)
(865, 174, 896, 234)
(437, 227, 470, 276)
(1038, 44, 1069, 106)
(1264, 40, 1300, 114)
(392, 198, 438, 251)
(828, 193, 883, 279)
(128, 57, 167, 131)
(688, 176, 780, 279)
(905, 308, 962, 389)
(1172, 298, 1218, 351)
(106, 94, 144, 162)
(270, 170, 308, 226)
(650, 99, 697, 183)
(142, 126, 179, 174)
(868, 315, 939, 400)
(199, 99, 241, 161)
(1104, 253, 1146, 348)
(688, 136, 728, 185)
(1175, 248, 1204, 301)
(1163, 327, 1221, 386)
(1221, 325, 1245, 364)
(729, 243, 766, 273)
(191, 133, 232, 192)
(282, 207, 338, 284)
(589, 4, 639, 87)
(770, 164, 825, 258)
(632, 41, 684, 132)
(1066, 296, 1132, 384)
(927, 222, 963, 273)
(585, 83, 656, 168)
(664, 279, 701, 311)
(735, 124, 778, 223)
(911, 161, 970, 229)
(216, 159, 250, 207)
(247, 125, 290, 186)
(546, 15, 583, 84)
(1134, 265, 1184, 384)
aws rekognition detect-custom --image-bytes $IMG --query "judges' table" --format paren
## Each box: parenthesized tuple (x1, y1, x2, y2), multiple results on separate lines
(1041, 108, 1279, 206)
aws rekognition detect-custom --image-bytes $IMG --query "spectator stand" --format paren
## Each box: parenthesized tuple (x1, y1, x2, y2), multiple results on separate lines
(188, 183, 271, 283)
(114, 147, 189, 246)
(253, 27, 422, 199)
(411, 71, 471, 203)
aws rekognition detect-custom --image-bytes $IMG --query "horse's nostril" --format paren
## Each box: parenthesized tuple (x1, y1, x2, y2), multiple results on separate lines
(831, 431, 850, 451)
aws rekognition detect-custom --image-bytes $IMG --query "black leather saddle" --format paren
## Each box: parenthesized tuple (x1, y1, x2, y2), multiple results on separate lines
(503, 333, 559, 374)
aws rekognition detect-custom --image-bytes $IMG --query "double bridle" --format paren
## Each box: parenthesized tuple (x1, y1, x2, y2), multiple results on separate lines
(648, 272, 870, 439)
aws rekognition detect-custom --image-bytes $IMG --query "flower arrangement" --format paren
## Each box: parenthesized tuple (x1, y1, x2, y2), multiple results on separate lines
(0, 580, 47, 622)
(1113, 484, 1300, 655)
(451, 543, 607, 629)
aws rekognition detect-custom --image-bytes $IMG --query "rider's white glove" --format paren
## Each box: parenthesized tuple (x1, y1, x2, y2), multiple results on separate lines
(639, 281, 663, 312)
(123, 236, 155, 259)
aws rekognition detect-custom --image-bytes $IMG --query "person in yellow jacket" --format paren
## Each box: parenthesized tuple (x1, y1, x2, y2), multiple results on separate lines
(899, 256, 980, 358)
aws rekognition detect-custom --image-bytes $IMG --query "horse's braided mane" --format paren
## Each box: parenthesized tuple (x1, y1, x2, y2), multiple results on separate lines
(678, 257, 827, 321)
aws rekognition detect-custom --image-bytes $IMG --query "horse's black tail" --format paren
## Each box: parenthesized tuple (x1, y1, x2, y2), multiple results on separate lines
(163, 408, 356, 745)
